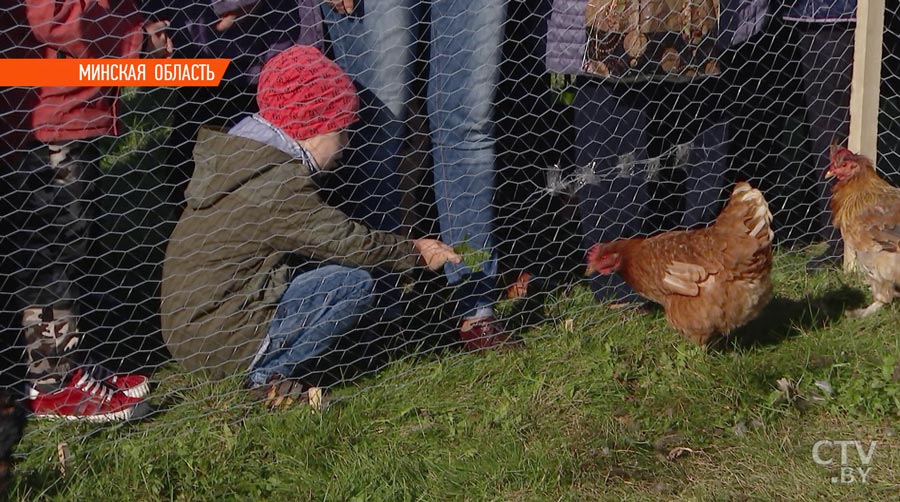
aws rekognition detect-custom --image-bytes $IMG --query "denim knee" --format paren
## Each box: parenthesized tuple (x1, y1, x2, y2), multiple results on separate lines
(311, 265, 374, 301)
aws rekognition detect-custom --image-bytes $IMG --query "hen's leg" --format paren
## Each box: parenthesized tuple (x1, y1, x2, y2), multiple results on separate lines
(683, 330, 717, 346)
(849, 301, 887, 318)
(849, 282, 893, 318)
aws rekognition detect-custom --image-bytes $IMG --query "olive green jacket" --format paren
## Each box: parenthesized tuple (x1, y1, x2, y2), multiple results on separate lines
(161, 128, 419, 379)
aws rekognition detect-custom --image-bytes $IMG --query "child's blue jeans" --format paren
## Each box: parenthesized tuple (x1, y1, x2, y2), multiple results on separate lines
(247, 265, 382, 387)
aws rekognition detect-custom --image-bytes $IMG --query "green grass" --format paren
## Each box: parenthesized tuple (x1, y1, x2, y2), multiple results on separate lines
(9, 251, 900, 501)
(10, 88, 900, 500)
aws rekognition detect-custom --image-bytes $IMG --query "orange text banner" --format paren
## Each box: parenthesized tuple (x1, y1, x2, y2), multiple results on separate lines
(0, 59, 230, 87)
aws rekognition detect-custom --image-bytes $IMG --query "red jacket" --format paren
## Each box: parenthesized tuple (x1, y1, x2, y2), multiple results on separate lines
(0, 4, 34, 151)
(24, 0, 144, 143)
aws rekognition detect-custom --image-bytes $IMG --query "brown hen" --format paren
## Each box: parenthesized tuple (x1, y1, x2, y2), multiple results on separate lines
(827, 146, 900, 317)
(586, 182, 774, 345)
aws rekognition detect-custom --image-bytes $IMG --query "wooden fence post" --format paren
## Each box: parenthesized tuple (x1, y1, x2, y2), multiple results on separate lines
(845, 0, 884, 271)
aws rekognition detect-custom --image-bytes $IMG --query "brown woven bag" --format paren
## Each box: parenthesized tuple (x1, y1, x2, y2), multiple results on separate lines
(583, 0, 722, 81)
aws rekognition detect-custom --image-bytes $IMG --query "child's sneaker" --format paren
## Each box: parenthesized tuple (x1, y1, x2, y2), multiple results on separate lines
(84, 364, 150, 399)
(246, 374, 312, 411)
(458, 316, 522, 352)
(105, 373, 150, 399)
(26, 369, 145, 422)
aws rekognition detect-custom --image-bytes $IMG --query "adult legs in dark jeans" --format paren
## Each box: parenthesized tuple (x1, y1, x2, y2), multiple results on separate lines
(791, 23, 854, 270)
(315, 87, 409, 234)
(643, 80, 731, 230)
(681, 118, 730, 229)
(5, 141, 103, 390)
(0, 154, 28, 484)
(572, 83, 650, 304)
(573, 82, 731, 303)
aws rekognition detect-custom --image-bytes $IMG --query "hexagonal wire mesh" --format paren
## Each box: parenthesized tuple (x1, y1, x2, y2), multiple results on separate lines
(0, 0, 898, 497)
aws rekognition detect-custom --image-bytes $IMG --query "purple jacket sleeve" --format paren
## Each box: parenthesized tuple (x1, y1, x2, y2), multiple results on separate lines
(210, 0, 260, 16)
(719, 0, 770, 48)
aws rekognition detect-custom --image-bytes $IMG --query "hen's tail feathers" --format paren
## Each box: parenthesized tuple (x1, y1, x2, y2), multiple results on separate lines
(716, 182, 774, 248)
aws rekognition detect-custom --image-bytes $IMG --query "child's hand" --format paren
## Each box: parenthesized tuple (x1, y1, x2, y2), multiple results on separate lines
(327, 0, 355, 15)
(144, 20, 173, 58)
(413, 239, 462, 271)
(215, 11, 239, 31)
(215, 3, 259, 31)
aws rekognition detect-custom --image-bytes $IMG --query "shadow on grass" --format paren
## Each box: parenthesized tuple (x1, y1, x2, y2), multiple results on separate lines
(503, 292, 551, 336)
(299, 276, 586, 388)
(727, 285, 868, 349)
(14, 467, 70, 501)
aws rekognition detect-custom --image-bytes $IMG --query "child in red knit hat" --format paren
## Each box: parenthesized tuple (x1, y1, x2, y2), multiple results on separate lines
(256, 45, 359, 143)
(161, 45, 466, 409)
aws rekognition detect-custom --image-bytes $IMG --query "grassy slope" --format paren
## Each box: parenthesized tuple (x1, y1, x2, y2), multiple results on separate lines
(8, 252, 900, 501)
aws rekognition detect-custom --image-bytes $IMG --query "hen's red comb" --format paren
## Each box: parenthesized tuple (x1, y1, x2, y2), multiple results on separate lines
(586, 243, 601, 264)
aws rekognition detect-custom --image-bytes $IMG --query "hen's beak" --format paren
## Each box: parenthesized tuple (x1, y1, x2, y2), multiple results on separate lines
(824, 169, 835, 179)
(584, 263, 596, 277)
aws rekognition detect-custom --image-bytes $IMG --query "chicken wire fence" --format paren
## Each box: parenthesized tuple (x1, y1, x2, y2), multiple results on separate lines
(0, 0, 899, 488)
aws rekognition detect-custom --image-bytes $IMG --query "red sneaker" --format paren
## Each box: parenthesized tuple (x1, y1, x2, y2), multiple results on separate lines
(27, 369, 145, 422)
(85, 365, 150, 398)
(105, 374, 150, 399)
(459, 317, 522, 351)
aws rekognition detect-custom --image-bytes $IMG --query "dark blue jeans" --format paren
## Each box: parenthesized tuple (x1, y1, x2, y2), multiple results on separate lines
(3, 141, 101, 309)
(789, 22, 853, 245)
(316, 87, 408, 234)
(572, 82, 730, 302)
(247, 265, 392, 387)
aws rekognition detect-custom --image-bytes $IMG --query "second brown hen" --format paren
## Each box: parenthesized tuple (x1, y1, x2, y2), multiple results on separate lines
(827, 146, 900, 317)
(586, 182, 774, 345)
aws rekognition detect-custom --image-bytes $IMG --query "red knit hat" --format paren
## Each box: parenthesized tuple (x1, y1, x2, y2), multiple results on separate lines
(257, 45, 359, 140)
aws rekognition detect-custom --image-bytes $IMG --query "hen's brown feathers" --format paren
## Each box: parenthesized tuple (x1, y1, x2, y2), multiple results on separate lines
(829, 152, 900, 312)
(587, 182, 773, 345)
(832, 164, 900, 252)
